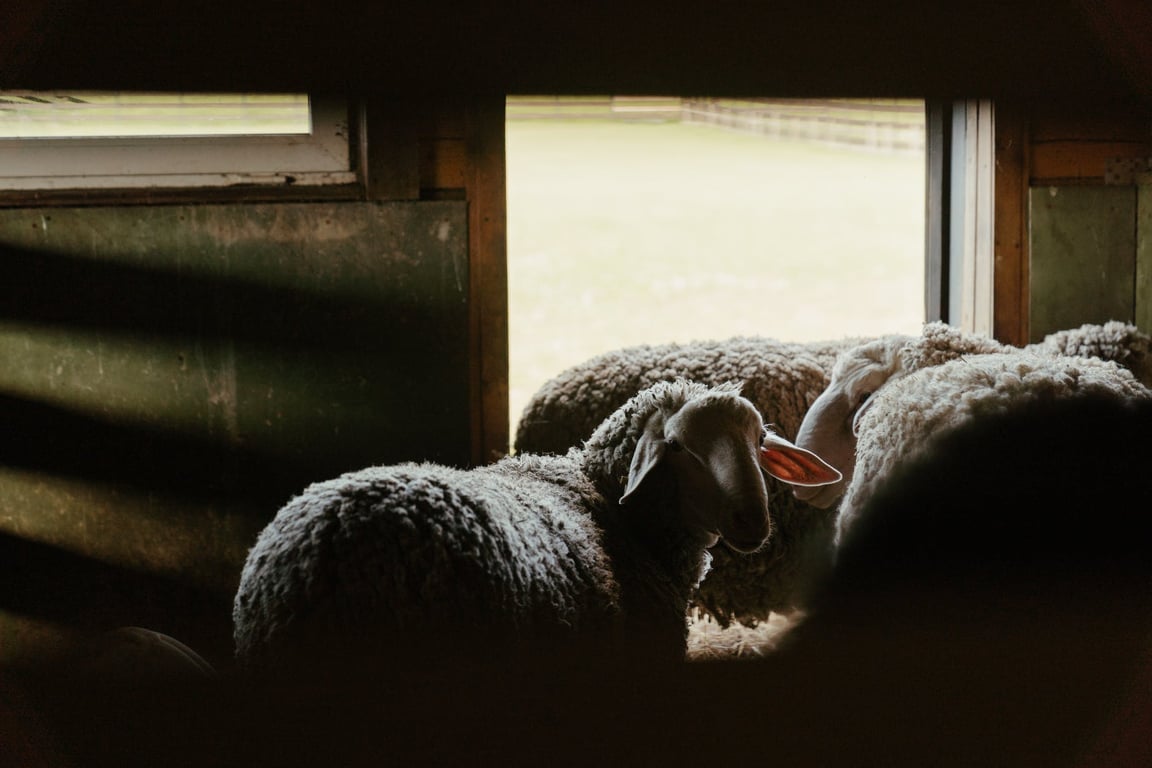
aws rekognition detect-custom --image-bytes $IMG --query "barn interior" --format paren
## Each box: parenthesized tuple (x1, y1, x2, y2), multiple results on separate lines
(2, 1, 1152, 765)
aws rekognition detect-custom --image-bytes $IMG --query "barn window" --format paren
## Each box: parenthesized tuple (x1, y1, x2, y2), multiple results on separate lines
(0, 92, 353, 190)
(506, 96, 928, 438)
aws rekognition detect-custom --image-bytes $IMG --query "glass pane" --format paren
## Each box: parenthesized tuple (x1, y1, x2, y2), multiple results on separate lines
(0, 92, 311, 139)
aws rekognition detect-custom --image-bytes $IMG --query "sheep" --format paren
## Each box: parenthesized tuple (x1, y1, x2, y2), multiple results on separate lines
(228, 396, 1152, 768)
(513, 334, 865, 625)
(34, 398, 1148, 768)
(232, 379, 840, 673)
(514, 335, 864, 456)
(796, 349, 1152, 544)
(762, 393, 1152, 768)
(1029, 319, 1152, 386)
(793, 320, 1152, 510)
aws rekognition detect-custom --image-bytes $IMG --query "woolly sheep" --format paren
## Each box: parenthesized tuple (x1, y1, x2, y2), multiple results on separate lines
(796, 350, 1151, 543)
(793, 320, 1152, 509)
(765, 393, 1152, 768)
(232, 379, 839, 672)
(39, 398, 1151, 768)
(515, 336, 863, 456)
(1029, 319, 1152, 386)
(513, 335, 863, 625)
(233, 396, 1152, 767)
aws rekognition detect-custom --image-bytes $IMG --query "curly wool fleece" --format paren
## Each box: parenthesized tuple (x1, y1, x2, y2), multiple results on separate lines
(514, 335, 866, 626)
(234, 380, 762, 671)
(516, 336, 862, 457)
(233, 454, 620, 668)
(838, 350, 1152, 542)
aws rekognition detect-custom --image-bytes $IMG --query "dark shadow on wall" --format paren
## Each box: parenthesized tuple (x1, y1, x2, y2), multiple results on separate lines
(0, 201, 471, 667)
(0, 205, 471, 478)
(0, 391, 304, 508)
(0, 531, 230, 661)
(0, 236, 461, 355)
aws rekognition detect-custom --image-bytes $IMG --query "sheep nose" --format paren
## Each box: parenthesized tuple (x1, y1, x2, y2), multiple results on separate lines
(724, 535, 767, 554)
(721, 507, 770, 553)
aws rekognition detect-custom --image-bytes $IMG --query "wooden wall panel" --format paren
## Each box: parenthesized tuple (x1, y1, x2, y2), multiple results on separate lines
(1138, 185, 1152, 334)
(993, 105, 1030, 345)
(995, 101, 1152, 344)
(1027, 104, 1152, 185)
(1028, 111, 1152, 143)
(420, 138, 469, 193)
(1031, 141, 1152, 185)
(363, 101, 421, 200)
(465, 99, 509, 464)
(362, 97, 509, 463)
(7, 1, 1152, 105)
(0, 201, 470, 664)
(1028, 186, 1136, 340)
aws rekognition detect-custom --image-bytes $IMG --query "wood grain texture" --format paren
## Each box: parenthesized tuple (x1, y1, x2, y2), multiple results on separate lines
(993, 104, 1030, 345)
(465, 98, 509, 465)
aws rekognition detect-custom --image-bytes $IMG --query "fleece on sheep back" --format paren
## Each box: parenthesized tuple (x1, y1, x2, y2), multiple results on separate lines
(233, 455, 620, 668)
(514, 335, 865, 625)
(836, 351, 1152, 541)
(515, 336, 862, 457)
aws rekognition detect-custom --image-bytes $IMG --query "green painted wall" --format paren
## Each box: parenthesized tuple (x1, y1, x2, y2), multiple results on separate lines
(0, 201, 469, 667)
(1029, 185, 1138, 342)
(1137, 185, 1152, 335)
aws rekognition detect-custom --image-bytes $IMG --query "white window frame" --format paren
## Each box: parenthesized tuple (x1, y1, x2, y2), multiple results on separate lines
(947, 99, 995, 335)
(0, 95, 355, 190)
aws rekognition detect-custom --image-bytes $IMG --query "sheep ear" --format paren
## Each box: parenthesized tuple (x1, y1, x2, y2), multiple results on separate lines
(760, 433, 842, 487)
(620, 417, 666, 504)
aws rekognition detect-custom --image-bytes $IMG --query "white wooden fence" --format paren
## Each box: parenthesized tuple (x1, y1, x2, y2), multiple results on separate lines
(506, 96, 925, 154)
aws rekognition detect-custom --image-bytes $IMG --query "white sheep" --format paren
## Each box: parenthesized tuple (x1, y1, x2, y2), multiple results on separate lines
(1029, 319, 1152, 386)
(231, 389, 1152, 768)
(793, 320, 1152, 511)
(515, 335, 863, 456)
(232, 379, 839, 672)
(513, 335, 863, 625)
(767, 393, 1152, 767)
(795, 349, 1151, 543)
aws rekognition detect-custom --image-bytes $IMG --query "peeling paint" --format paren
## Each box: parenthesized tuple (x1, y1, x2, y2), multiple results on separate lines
(436, 219, 452, 242)
(210, 204, 369, 245)
(451, 243, 466, 295)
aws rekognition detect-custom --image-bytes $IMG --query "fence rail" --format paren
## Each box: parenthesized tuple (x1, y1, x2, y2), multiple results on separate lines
(506, 96, 925, 154)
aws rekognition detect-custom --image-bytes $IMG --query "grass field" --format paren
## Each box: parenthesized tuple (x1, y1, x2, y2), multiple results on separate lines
(506, 118, 927, 437)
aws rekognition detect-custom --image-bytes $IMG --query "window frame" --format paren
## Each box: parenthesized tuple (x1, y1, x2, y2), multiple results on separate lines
(925, 99, 996, 337)
(0, 95, 366, 206)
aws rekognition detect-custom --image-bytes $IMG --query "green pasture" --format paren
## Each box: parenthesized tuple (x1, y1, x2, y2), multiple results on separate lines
(506, 118, 926, 436)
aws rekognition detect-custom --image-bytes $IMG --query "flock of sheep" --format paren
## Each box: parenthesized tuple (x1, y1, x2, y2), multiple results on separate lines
(227, 319, 1152, 765)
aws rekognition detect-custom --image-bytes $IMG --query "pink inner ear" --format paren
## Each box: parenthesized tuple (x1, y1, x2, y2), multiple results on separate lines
(760, 446, 842, 487)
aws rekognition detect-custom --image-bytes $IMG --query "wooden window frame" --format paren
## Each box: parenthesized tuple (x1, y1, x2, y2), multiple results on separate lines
(0, 96, 366, 207)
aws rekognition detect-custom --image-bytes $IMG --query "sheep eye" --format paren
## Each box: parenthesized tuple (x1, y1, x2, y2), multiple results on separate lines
(666, 438, 684, 452)
(857, 391, 873, 407)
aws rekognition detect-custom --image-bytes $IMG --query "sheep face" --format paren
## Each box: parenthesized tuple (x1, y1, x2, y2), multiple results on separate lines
(793, 338, 905, 509)
(620, 392, 772, 553)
